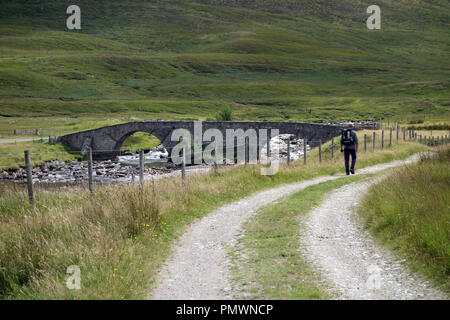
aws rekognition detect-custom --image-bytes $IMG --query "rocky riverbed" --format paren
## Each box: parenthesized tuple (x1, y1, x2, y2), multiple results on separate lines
(261, 134, 310, 160)
(0, 159, 177, 184)
(0, 137, 311, 185)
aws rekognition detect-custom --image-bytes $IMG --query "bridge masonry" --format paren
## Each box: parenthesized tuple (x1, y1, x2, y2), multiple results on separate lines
(57, 121, 351, 159)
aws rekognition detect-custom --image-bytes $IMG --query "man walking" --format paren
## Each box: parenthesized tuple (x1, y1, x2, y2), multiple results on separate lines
(340, 123, 358, 175)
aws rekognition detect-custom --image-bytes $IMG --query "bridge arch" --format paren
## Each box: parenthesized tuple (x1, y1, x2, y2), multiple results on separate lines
(116, 130, 163, 153)
(58, 121, 347, 159)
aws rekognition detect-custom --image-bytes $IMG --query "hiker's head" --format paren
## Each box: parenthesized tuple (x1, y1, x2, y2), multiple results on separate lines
(347, 123, 354, 129)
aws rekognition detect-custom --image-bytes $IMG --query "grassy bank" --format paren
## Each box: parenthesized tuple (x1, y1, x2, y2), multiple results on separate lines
(229, 175, 364, 299)
(0, 142, 429, 299)
(0, 1, 449, 128)
(0, 139, 81, 170)
(358, 147, 450, 293)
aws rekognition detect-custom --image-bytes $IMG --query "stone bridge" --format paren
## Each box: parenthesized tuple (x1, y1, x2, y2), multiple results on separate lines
(58, 121, 347, 159)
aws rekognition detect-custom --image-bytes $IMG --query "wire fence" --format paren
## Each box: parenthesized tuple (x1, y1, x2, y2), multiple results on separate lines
(1, 128, 449, 204)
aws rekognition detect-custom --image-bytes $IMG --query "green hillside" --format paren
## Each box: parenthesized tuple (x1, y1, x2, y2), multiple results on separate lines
(0, 0, 449, 131)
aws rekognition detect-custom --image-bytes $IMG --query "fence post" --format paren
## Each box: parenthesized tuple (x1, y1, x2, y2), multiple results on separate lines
(396, 124, 400, 142)
(287, 137, 291, 165)
(419, 135, 422, 144)
(319, 140, 322, 163)
(181, 146, 186, 181)
(245, 136, 249, 165)
(257, 135, 260, 163)
(267, 131, 271, 159)
(331, 138, 335, 160)
(373, 132, 376, 152)
(303, 139, 307, 165)
(88, 147, 94, 194)
(389, 128, 392, 146)
(24, 150, 35, 206)
(381, 130, 385, 150)
(403, 127, 406, 141)
(364, 134, 367, 153)
(213, 160, 218, 174)
(139, 150, 144, 186)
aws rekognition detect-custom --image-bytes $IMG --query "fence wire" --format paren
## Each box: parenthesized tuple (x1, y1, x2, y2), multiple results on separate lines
(1, 130, 449, 198)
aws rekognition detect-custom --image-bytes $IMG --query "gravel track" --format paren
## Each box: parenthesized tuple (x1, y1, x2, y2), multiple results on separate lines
(300, 180, 447, 300)
(149, 154, 446, 300)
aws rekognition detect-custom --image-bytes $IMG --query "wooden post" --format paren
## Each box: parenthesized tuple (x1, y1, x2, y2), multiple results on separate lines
(88, 147, 93, 194)
(389, 128, 392, 146)
(381, 130, 385, 150)
(419, 135, 422, 144)
(331, 138, 335, 160)
(24, 150, 35, 205)
(139, 150, 144, 186)
(364, 134, 367, 153)
(396, 124, 399, 143)
(213, 160, 218, 174)
(319, 140, 322, 163)
(245, 136, 249, 165)
(267, 131, 271, 159)
(437, 136, 440, 145)
(256, 135, 260, 163)
(403, 127, 406, 141)
(287, 137, 291, 165)
(303, 139, 307, 165)
(181, 146, 186, 181)
(373, 132, 376, 152)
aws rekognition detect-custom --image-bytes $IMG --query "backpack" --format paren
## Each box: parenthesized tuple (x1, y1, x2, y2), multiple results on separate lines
(342, 129, 354, 145)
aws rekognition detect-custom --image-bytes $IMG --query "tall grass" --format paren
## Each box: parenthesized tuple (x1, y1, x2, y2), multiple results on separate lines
(0, 142, 430, 299)
(359, 147, 450, 293)
(0, 183, 158, 299)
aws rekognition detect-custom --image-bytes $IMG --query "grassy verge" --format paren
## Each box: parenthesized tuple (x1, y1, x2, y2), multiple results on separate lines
(358, 147, 450, 294)
(229, 175, 364, 299)
(0, 142, 430, 299)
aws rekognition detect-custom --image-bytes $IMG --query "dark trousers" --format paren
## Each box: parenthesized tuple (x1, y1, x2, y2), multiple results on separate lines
(344, 149, 357, 173)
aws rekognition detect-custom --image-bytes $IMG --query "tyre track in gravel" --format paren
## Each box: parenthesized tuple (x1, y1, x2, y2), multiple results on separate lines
(299, 180, 447, 300)
(149, 154, 444, 300)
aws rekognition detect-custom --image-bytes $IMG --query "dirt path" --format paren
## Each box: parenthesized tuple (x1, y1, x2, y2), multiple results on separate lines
(149, 154, 444, 300)
(300, 180, 447, 300)
(0, 138, 41, 144)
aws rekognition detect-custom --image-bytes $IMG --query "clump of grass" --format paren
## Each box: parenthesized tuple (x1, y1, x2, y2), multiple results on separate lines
(359, 147, 450, 293)
(215, 106, 233, 121)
